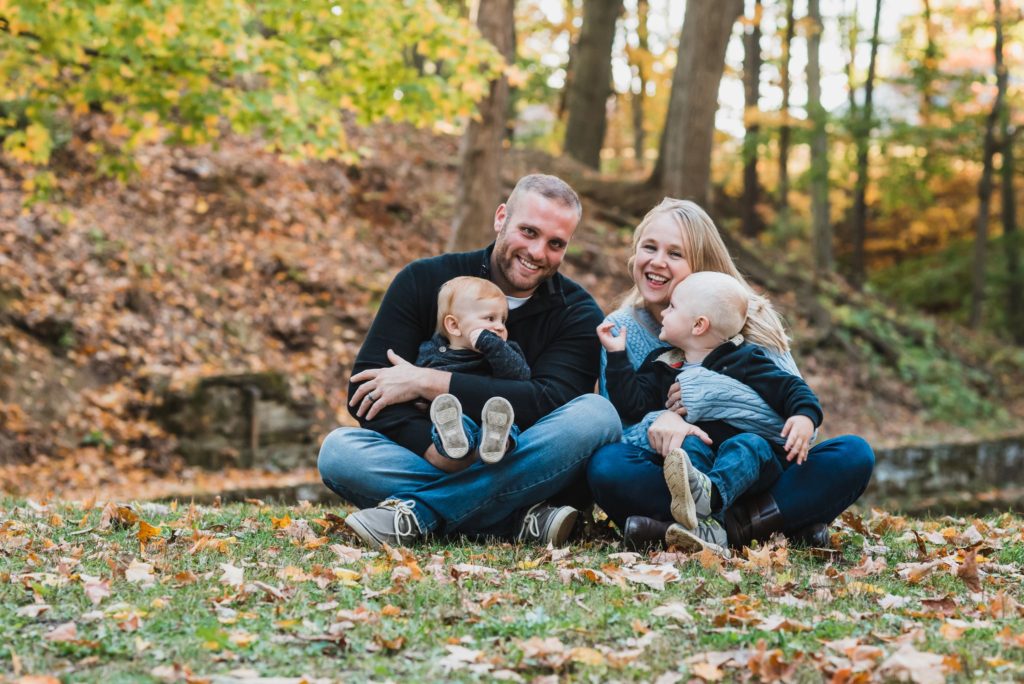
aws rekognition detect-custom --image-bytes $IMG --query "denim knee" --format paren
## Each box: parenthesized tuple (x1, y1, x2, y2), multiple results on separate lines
(586, 443, 622, 494)
(839, 434, 875, 492)
(558, 394, 623, 446)
(317, 427, 358, 479)
(724, 432, 775, 463)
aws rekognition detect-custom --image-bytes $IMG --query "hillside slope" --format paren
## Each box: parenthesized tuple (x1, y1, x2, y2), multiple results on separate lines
(2, 124, 1022, 500)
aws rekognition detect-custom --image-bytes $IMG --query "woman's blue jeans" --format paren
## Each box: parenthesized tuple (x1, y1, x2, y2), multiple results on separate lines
(319, 394, 622, 538)
(587, 434, 874, 535)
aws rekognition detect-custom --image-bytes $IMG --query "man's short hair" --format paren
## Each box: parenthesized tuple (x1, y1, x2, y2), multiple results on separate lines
(504, 174, 582, 223)
(436, 276, 507, 334)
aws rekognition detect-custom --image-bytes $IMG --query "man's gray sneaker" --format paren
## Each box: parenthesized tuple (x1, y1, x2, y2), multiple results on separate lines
(479, 396, 514, 464)
(430, 394, 469, 459)
(664, 448, 712, 529)
(665, 518, 731, 558)
(345, 499, 423, 549)
(517, 502, 578, 546)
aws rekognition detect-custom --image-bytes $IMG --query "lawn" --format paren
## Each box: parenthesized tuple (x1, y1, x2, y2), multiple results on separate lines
(2, 499, 1023, 683)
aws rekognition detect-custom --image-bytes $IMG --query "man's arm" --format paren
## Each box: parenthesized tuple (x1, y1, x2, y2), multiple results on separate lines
(474, 331, 532, 380)
(346, 262, 443, 455)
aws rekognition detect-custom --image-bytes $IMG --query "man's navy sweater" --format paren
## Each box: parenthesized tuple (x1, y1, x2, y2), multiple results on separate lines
(348, 245, 604, 456)
(605, 340, 823, 456)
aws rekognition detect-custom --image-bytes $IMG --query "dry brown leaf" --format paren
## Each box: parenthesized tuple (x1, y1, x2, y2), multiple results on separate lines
(691, 661, 725, 681)
(44, 622, 78, 642)
(956, 546, 982, 593)
(877, 644, 947, 684)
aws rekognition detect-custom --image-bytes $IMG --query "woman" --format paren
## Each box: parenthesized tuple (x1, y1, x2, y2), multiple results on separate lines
(587, 198, 874, 549)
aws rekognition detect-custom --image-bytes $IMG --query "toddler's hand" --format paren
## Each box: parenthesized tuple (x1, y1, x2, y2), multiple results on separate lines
(781, 415, 814, 464)
(469, 328, 486, 349)
(596, 321, 626, 352)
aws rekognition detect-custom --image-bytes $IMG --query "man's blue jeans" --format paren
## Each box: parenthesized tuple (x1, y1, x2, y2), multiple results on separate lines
(318, 394, 622, 538)
(588, 434, 874, 534)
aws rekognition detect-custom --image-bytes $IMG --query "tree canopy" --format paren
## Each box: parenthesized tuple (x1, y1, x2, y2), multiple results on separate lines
(0, 0, 503, 175)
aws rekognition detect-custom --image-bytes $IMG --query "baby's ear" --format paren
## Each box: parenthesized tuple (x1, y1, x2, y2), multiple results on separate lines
(692, 315, 711, 336)
(443, 314, 462, 338)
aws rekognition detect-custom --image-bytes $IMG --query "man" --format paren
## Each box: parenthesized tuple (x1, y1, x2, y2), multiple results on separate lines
(318, 174, 621, 548)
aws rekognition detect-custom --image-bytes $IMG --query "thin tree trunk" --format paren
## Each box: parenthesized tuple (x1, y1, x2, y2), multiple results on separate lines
(808, 0, 832, 277)
(449, 0, 516, 252)
(652, 0, 744, 207)
(632, 0, 650, 167)
(564, 0, 624, 169)
(742, 0, 763, 238)
(850, 0, 882, 289)
(1004, 128, 1021, 341)
(973, 0, 1005, 327)
(777, 0, 794, 215)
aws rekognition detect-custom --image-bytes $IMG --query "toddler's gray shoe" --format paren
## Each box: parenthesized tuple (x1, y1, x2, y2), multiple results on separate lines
(664, 448, 712, 528)
(665, 518, 731, 558)
(479, 396, 514, 464)
(344, 499, 423, 550)
(430, 393, 469, 459)
(517, 502, 578, 546)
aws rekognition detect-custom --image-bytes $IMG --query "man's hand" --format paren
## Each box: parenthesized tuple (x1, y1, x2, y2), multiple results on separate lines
(596, 321, 626, 352)
(647, 411, 712, 457)
(781, 415, 814, 464)
(349, 349, 450, 420)
(665, 382, 688, 417)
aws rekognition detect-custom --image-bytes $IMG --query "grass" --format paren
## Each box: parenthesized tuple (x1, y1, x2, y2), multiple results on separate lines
(2, 499, 1023, 682)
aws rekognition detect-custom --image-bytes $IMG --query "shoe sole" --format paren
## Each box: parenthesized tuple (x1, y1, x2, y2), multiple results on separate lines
(479, 397, 514, 464)
(545, 507, 579, 546)
(430, 394, 469, 459)
(344, 514, 385, 550)
(666, 523, 731, 558)
(664, 448, 697, 529)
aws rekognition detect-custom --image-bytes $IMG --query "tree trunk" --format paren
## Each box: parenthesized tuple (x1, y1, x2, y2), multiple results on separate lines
(1004, 129, 1021, 341)
(448, 0, 516, 252)
(807, 0, 831, 278)
(631, 0, 650, 167)
(777, 0, 794, 216)
(742, 0, 763, 238)
(652, 0, 744, 207)
(849, 0, 882, 289)
(563, 0, 624, 169)
(972, 0, 1005, 327)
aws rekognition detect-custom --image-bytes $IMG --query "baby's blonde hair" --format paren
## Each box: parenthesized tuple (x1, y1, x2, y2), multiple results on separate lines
(625, 198, 790, 352)
(436, 276, 507, 335)
(673, 272, 749, 341)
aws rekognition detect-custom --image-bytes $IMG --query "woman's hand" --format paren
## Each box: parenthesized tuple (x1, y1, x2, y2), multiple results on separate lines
(596, 321, 626, 352)
(664, 382, 687, 416)
(647, 411, 712, 457)
(781, 415, 814, 464)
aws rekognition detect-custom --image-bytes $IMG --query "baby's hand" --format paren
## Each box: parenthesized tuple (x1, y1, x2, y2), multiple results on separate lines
(596, 321, 626, 352)
(469, 328, 486, 349)
(781, 415, 814, 464)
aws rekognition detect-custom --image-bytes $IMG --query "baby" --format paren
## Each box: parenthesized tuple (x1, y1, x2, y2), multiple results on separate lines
(415, 276, 530, 464)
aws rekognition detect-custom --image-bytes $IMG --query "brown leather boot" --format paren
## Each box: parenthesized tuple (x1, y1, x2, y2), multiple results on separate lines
(622, 516, 672, 550)
(789, 522, 831, 548)
(724, 492, 784, 548)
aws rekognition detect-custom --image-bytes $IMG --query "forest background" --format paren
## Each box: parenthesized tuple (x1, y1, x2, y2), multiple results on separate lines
(2, 0, 1024, 502)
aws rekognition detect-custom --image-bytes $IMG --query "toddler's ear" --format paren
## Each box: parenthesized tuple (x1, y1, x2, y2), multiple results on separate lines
(443, 314, 462, 339)
(692, 315, 711, 336)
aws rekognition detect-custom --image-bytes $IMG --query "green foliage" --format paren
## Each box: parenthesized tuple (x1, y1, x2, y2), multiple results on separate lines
(0, 0, 503, 171)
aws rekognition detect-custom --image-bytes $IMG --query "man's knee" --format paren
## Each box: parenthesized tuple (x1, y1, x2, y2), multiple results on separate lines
(317, 427, 363, 478)
(557, 394, 622, 443)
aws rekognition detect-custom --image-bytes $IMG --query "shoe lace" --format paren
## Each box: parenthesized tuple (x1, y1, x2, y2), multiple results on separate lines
(380, 498, 420, 540)
(519, 503, 545, 541)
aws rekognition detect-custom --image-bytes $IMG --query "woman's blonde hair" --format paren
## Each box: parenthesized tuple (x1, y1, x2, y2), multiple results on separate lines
(625, 198, 790, 352)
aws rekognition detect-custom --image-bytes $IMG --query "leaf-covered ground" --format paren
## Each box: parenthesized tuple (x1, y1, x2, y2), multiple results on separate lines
(3, 498, 1024, 683)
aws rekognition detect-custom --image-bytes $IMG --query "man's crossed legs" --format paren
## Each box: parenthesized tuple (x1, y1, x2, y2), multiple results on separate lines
(318, 394, 621, 548)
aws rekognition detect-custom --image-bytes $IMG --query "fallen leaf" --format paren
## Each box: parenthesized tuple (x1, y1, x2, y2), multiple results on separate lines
(219, 562, 244, 587)
(691, 661, 725, 681)
(956, 546, 982, 593)
(44, 621, 78, 642)
(652, 602, 693, 624)
(877, 644, 947, 684)
(15, 604, 50, 618)
(125, 559, 156, 586)
(83, 579, 111, 606)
